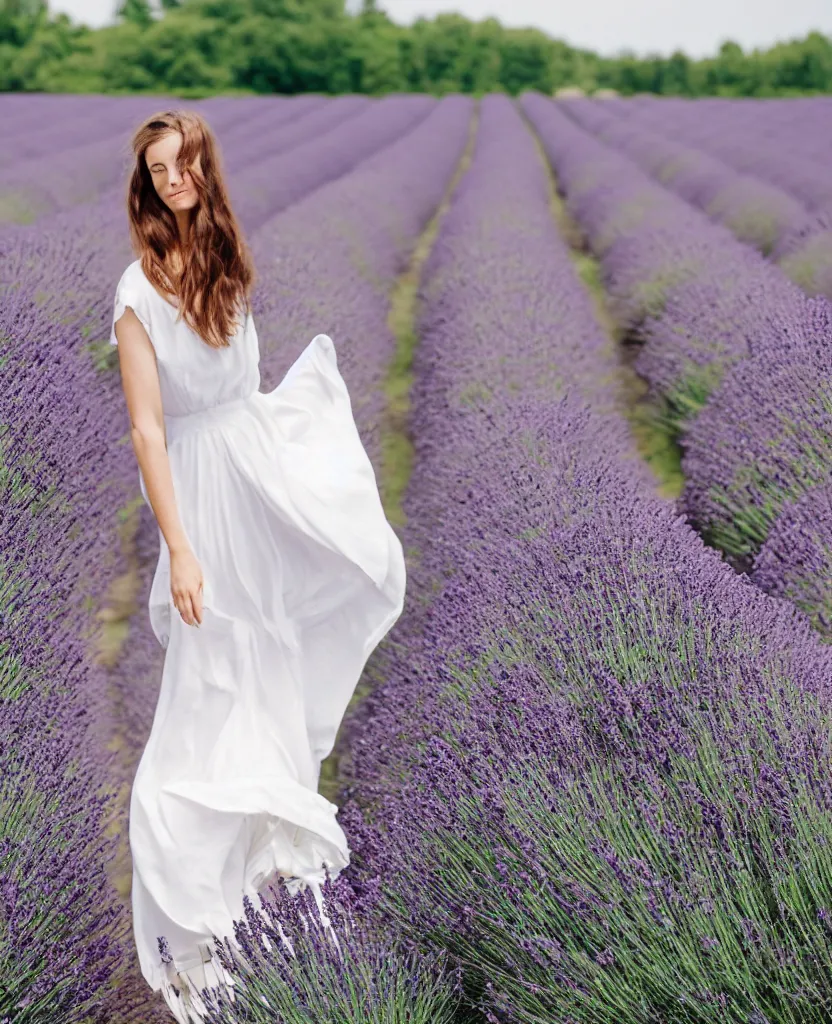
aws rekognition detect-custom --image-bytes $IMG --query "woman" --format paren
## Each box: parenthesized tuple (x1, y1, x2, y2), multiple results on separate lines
(110, 109, 406, 1022)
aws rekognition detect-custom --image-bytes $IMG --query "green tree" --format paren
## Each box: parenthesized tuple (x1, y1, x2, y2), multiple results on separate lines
(656, 49, 693, 94)
(116, 0, 153, 28)
(499, 27, 555, 94)
(0, 0, 47, 45)
(1, 0, 830, 97)
(228, 14, 352, 93)
(703, 39, 752, 93)
(459, 18, 502, 94)
(246, 0, 344, 21)
(405, 14, 477, 93)
(599, 51, 662, 94)
(768, 31, 832, 92)
(350, 4, 406, 94)
(0, 10, 84, 90)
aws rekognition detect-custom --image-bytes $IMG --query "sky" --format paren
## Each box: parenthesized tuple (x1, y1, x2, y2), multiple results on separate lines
(49, 0, 832, 59)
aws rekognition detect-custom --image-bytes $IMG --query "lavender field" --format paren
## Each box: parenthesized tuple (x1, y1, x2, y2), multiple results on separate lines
(3, 91, 832, 1024)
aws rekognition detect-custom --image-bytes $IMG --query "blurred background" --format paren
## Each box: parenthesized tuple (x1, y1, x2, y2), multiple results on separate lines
(2, 0, 831, 97)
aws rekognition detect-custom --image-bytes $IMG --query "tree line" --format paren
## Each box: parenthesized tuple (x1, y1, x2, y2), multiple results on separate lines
(1, 0, 831, 96)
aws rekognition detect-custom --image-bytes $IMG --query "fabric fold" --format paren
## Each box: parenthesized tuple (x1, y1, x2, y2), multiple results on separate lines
(129, 332, 406, 1008)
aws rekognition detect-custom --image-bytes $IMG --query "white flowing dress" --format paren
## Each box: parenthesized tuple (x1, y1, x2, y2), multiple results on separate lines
(110, 260, 406, 1022)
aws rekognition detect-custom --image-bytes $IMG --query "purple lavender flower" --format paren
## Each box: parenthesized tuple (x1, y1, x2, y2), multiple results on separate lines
(338, 93, 832, 1023)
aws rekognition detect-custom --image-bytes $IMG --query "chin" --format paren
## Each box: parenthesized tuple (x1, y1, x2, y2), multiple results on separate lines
(167, 194, 198, 212)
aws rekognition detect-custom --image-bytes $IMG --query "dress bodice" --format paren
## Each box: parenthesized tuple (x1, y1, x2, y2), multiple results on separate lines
(109, 260, 261, 419)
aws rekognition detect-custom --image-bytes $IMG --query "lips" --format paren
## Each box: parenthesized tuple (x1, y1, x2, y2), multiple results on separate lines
(169, 189, 188, 199)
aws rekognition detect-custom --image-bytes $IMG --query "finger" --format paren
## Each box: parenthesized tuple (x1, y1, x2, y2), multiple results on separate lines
(181, 593, 195, 627)
(194, 584, 204, 626)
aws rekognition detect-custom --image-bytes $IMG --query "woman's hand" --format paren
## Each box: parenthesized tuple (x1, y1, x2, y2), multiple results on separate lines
(170, 547, 204, 627)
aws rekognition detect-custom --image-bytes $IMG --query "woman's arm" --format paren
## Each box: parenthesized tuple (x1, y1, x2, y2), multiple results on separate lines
(113, 308, 203, 626)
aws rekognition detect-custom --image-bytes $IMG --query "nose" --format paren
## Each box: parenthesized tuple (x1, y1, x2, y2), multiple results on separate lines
(168, 167, 183, 188)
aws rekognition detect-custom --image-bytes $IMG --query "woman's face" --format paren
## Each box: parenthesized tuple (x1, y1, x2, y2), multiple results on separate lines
(145, 130, 201, 215)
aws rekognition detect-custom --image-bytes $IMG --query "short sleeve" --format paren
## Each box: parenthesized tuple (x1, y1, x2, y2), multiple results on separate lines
(110, 266, 152, 346)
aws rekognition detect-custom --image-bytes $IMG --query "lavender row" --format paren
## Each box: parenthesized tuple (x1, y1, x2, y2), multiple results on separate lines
(617, 96, 832, 210)
(610, 97, 832, 302)
(0, 95, 330, 226)
(0, 93, 112, 140)
(0, 94, 147, 165)
(559, 97, 806, 258)
(250, 93, 473, 467)
(522, 93, 832, 629)
(228, 95, 431, 229)
(520, 93, 809, 395)
(577, 97, 832, 303)
(0, 257, 157, 1021)
(338, 93, 832, 1022)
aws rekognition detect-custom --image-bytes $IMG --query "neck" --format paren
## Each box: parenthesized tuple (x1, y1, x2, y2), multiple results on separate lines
(175, 210, 191, 245)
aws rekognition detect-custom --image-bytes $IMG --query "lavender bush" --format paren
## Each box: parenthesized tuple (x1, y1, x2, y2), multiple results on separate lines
(560, 98, 806, 258)
(194, 875, 465, 1023)
(775, 210, 832, 303)
(613, 96, 832, 210)
(0, 94, 115, 143)
(680, 315, 832, 563)
(605, 97, 832, 302)
(522, 92, 832, 579)
(752, 483, 832, 640)
(335, 93, 832, 1023)
(0, 246, 159, 1023)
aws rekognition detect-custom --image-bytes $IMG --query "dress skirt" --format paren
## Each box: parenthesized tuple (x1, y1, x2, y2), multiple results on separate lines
(127, 335, 406, 1020)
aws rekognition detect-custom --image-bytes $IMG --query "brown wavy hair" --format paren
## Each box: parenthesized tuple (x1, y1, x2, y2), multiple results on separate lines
(125, 109, 256, 349)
